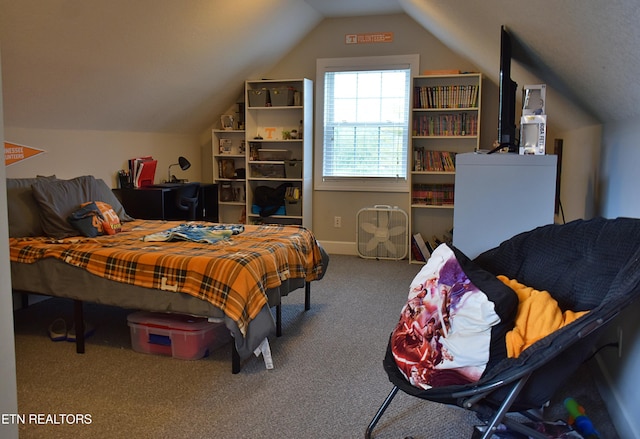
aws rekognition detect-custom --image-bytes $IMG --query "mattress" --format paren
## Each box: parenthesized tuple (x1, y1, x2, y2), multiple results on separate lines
(10, 220, 325, 359)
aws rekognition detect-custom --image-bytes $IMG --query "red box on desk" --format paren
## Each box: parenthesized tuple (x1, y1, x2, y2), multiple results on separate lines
(127, 311, 231, 360)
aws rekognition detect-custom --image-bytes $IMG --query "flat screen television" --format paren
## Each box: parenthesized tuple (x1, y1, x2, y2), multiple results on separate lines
(492, 25, 518, 153)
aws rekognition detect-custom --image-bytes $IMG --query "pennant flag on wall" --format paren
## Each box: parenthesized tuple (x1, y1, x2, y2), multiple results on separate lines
(4, 142, 46, 166)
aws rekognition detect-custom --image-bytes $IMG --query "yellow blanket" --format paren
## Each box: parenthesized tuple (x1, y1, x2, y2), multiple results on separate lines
(498, 276, 589, 358)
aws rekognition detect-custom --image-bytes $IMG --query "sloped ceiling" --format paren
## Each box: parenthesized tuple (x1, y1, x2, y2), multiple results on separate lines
(0, 0, 323, 134)
(1, 0, 638, 135)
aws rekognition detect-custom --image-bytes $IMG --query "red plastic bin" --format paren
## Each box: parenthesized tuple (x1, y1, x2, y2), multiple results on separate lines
(127, 311, 231, 360)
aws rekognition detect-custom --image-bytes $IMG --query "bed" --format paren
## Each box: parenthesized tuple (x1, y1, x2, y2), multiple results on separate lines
(7, 175, 328, 373)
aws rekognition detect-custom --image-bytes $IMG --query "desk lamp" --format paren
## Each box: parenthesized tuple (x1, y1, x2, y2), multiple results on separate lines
(167, 156, 191, 183)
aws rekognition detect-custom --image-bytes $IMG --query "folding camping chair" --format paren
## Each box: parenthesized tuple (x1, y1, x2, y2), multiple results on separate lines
(366, 217, 640, 439)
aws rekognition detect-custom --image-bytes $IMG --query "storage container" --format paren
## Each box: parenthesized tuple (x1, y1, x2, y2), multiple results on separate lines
(258, 149, 292, 161)
(284, 160, 302, 178)
(127, 311, 231, 360)
(270, 87, 295, 106)
(248, 88, 270, 107)
(250, 163, 285, 178)
(251, 204, 286, 216)
(285, 198, 302, 216)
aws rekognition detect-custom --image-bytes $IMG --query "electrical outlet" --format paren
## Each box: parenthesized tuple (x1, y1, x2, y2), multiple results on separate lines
(334, 216, 342, 228)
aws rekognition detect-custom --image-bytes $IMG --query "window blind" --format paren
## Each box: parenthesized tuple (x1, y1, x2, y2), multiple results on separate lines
(322, 68, 410, 180)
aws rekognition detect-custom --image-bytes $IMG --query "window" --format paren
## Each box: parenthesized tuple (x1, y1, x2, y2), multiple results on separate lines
(315, 55, 419, 192)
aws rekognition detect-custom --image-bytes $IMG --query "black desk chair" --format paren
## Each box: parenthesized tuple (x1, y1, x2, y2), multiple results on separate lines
(175, 183, 200, 220)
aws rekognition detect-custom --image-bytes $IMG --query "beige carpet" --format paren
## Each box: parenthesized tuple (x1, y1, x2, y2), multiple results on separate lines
(13, 255, 619, 438)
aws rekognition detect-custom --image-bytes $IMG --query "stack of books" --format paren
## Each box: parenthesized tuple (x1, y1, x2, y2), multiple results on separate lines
(413, 149, 456, 172)
(129, 156, 157, 188)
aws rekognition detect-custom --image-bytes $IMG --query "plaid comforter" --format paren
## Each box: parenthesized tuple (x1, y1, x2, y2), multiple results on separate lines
(9, 220, 325, 336)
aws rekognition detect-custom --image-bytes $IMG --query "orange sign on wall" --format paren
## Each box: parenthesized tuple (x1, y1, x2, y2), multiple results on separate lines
(4, 142, 46, 166)
(345, 32, 394, 45)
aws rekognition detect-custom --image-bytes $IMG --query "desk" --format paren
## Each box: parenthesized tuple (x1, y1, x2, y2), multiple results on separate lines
(113, 183, 218, 222)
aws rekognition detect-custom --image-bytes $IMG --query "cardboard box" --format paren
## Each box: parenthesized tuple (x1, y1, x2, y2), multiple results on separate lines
(522, 84, 546, 115)
(519, 115, 547, 155)
(127, 311, 231, 360)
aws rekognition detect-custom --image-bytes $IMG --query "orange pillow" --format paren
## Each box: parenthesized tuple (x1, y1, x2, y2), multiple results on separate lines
(84, 201, 121, 235)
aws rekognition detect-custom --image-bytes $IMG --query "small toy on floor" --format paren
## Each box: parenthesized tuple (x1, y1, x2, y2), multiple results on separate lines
(474, 420, 584, 438)
(564, 398, 600, 439)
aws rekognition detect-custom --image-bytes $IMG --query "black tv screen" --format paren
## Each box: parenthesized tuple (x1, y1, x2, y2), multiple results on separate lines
(498, 25, 518, 152)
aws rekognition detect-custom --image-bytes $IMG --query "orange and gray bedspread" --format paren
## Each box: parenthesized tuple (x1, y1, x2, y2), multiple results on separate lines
(9, 220, 325, 336)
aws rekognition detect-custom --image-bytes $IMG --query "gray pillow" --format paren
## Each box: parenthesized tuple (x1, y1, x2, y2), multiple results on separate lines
(94, 178, 134, 222)
(6, 175, 57, 237)
(31, 175, 133, 239)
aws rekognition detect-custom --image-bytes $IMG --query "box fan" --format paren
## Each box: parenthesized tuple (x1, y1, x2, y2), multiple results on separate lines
(356, 205, 408, 260)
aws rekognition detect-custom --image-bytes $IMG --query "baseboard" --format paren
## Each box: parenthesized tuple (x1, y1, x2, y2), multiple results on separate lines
(593, 353, 640, 439)
(317, 240, 357, 256)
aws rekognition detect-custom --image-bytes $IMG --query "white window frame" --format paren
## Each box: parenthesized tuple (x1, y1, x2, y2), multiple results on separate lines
(314, 54, 419, 192)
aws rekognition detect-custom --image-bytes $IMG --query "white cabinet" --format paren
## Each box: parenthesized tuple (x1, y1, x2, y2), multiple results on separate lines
(244, 78, 313, 228)
(453, 152, 557, 259)
(409, 73, 482, 263)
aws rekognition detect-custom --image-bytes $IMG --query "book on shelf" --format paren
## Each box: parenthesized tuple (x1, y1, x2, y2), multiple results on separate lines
(424, 239, 435, 254)
(129, 156, 157, 188)
(413, 148, 457, 173)
(412, 113, 477, 137)
(414, 85, 479, 109)
(219, 182, 234, 202)
(411, 183, 455, 206)
(410, 235, 425, 262)
(422, 69, 462, 75)
(218, 159, 236, 179)
(412, 233, 431, 261)
(284, 186, 300, 201)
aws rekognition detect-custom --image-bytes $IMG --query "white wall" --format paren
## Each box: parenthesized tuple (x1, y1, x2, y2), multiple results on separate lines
(554, 124, 602, 222)
(4, 13, 601, 253)
(595, 118, 640, 439)
(4, 128, 201, 187)
(262, 13, 601, 251)
(263, 14, 490, 251)
(0, 50, 20, 439)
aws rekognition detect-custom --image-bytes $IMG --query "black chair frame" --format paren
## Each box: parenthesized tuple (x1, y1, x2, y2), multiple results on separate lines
(366, 217, 640, 439)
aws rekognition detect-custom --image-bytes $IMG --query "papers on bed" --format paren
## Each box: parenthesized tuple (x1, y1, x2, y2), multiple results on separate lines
(142, 223, 244, 244)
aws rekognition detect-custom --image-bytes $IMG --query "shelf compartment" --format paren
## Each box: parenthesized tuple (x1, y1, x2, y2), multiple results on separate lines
(411, 183, 455, 206)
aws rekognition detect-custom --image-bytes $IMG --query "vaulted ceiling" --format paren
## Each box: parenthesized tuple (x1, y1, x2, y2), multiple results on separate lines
(1, 0, 638, 135)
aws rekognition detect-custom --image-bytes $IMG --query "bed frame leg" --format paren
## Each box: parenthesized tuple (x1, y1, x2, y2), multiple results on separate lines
(21, 293, 29, 309)
(231, 342, 241, 374)
(276, 304, 282, 337)
(304, 282, 311, 311)
(73, 299, 85, 354)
